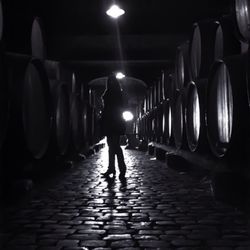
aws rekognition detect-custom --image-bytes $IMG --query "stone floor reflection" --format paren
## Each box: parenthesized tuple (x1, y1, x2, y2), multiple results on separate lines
(0, 146, 250, 249)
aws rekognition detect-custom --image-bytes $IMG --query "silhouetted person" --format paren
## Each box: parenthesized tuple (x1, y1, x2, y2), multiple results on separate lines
(100, 73, 126, 180)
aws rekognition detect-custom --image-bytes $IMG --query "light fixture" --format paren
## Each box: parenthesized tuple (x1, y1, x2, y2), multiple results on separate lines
(116, 72, 125, 79)
(123, 111, 134, 121)
(106, 5, 125, 19)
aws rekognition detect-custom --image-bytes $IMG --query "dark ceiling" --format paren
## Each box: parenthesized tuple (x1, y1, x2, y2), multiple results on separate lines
(2, 0, 232, 83)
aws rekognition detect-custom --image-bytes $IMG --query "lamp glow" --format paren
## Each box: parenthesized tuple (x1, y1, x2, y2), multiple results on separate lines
(116, 72, 125, 79)
(106, 5, 125, 18)
(123, 111, 134, 121)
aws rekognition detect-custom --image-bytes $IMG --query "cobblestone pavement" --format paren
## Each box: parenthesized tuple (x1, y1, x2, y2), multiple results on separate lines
(1, 146, 250, 249)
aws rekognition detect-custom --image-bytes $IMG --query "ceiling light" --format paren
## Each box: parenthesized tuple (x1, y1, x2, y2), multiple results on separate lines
(123, 111, 134, 121)
(106, 5, 125, 18)
(116, 72, 125, 79)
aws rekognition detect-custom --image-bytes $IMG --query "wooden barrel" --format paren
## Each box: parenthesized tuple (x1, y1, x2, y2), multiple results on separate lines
(142, 115, 147, 139)
(31, 17, 47, 59)
(189, 20, 220, 79)
(88, 88, 95, 107)
(146, 89, 150, 112)
(71, 72, 82, 97)
(71, 72, 77, 93)
(162, 99, 172, 145)
(156, 103, 163, 142)
(23, 58, 52, 159)
(214, 17, 241, 60)
(235, 0, 250, 42)
(147, 108, 155, 141)
(159, 71, 165, 102)
(150, 85, 155, 110)
(80, 81, 85, 104)
(165, 73, 175, 103)
(70, 93, 84, 153)
(153, 80, 159, 107)
(185, 79, 208, 152)
(175, 41, 191, 90)
(173, 89, 188, 150)
(44, 60, 61, 80)
(140, 114, 146, 139)
(207, 55, 249, 158)
(81, 101, 88, 143)
(49, 80, 70, 156)
(157, 77, 163, 105)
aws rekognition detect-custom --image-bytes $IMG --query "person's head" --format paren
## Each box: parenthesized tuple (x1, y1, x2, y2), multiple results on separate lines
(106, 73, 122, 93)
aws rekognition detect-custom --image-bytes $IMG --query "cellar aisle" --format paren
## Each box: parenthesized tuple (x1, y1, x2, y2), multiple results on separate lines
(0, 146, 250, 250)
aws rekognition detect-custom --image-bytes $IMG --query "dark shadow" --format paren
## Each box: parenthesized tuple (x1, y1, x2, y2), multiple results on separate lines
(105, 175, 116, 189)
(211, 171, 250, 212)
(119, 176, 127, 191)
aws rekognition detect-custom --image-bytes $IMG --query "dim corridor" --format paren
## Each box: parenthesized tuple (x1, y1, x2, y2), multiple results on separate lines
(0, 146, 250, 250)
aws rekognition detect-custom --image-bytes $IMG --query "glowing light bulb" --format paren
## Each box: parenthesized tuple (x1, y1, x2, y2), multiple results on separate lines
(116, 72, 125, 79)
(106, 5, 125, 18)
(123, 111, 134, 121)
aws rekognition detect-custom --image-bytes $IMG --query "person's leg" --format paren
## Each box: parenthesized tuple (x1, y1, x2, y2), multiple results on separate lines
(102, 136, 116, 177)
(113, 136, 126, 177)
(107, 136, 116, 171)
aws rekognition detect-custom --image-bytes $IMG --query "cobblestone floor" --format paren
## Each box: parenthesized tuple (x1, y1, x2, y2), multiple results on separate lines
(1, 146, 250, 249)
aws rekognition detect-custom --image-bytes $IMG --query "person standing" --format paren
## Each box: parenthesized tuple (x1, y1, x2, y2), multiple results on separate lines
(100, 73, 127, 180)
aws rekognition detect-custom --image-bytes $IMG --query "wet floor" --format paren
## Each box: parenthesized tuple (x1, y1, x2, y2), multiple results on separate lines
(0, 146, 250, 249)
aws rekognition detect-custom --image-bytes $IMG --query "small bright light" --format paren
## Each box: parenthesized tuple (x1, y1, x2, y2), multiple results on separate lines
(116, 72, 125, 79)
(123, 111, 134, 121)
(106, 5, 125, 19)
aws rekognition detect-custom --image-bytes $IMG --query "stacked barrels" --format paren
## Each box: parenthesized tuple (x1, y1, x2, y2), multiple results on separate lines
(173, 7, 245, 157)
(137, 70, 174, 146)
(1, 11, 99, 176)
(173, 41, 190, 150)
(137, 0, 250, 165)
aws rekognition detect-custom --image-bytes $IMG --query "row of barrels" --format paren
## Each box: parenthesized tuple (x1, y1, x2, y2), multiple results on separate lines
(137, 0, 250, 162)
(0, 8, 100, 165)
(2, 54, 99, 160)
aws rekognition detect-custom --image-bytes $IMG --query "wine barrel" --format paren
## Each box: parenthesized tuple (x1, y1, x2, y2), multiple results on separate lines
(159, 71, 165, 102)
(23, 58, 52, 159)
(49, 80, 70, 156)
(71, 72, 77, 93)
(80, 81, 85, 104)
(207, 55, 249, 158)
(2, 53, 31, 174)
(235, 0, 250, 42)
(154, 80, 160, 107)
(165, 73, 175, 103)
(156, 103, 163, 142)
(173, 89, 188, 150)
(70, 93, 84, 153)
(189, 20, 220, 79)
(150, 86, 155, 110)
(31, 17, 47, 59)
(175, 41, 191, 90)
(162, 99, 172, 145)
(44, 60, 61, 80)
(140, 114, 146, 140)
(142, 115, 147, 139)
(147, 108, 155, 141)
(82, 101, 88, 143)
(214, 17, 241, 60)
(146, 88, 150, 112)
(88, 88, 95, 107)
(185, 80, 208, 152)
